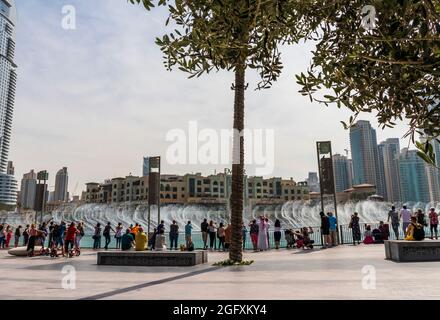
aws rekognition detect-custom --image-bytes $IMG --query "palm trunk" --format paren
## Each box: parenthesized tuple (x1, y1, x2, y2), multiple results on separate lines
(229, 62, 245, 262)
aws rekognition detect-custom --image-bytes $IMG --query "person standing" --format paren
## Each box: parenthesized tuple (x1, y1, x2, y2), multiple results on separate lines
(429, 207, 438, 240)
(185, 221, 193, 249)
(274, 219, 281, 249)
(387, 206, 400, 239)
(327, 212, 338, 246)
(257, 216, 269, 251)
(169, 220, 179, 250)
(23, 225, 30, 246)
(48, 221, 54, 248)
(349, 212, 361, 245)
(14, 225, 21, 248)
(201, 218, 209, 249)
(224, 224, 231, 250)
(5, 225, 12, 248)
(416, 209, 426, 226)
(157, 220, 165, 234)
(400, 205, 412, 235)
(93, 223, 102, 249)
(242, 223, 248, 250)
(208, 220, 216, 250)
(114, 222, 123, 249)
(320, 212, 330, 248)
(103, 222, 114, 250)
(27, 224, 38, 255)
(217, 223, 226, 251)
(265, 217, 271, 249)
(76, 222, 85, 249)
(64, 222, 77, 256)
(249, 220, 259, 251)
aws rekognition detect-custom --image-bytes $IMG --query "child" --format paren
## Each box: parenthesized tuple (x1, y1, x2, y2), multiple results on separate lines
(285, 229, 295, 249)
(363, 225, 374, 244)
(5, 226, 12, 248)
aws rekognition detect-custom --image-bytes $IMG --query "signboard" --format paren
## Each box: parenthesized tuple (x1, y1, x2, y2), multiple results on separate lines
(37, 170, 48, 181)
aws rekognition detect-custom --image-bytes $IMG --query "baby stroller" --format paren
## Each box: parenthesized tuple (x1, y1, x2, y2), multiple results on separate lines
(294, 231, 314, 250)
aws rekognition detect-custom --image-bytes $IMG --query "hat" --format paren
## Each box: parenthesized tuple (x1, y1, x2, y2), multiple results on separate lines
(138, 227, 144, 232)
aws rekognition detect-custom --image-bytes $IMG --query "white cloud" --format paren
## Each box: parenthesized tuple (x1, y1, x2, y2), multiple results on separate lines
(10, 0, 410, 195)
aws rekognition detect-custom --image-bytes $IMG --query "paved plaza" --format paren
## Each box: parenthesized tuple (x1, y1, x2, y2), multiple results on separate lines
(0, 244, 438, 300)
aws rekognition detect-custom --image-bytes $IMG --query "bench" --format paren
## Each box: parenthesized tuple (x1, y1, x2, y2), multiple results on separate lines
(97, 250, 208, 266)
(384, 240, 440, 262)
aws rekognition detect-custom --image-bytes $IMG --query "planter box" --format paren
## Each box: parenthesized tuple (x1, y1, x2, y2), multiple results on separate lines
(97, 250, 208, 266)
(384, 240, 440, 262)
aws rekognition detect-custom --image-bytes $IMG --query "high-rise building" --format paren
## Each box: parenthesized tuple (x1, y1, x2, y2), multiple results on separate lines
(378, 138, 401, 203)
(54, 167, 69, 202)
(350, 120, 386, 197)
(0, 0, 18, 207)
(398, 148, 431, 203)
(20, 170, 37, 209)
(306, 172, 319, 193)
(332, 154, 352, 192)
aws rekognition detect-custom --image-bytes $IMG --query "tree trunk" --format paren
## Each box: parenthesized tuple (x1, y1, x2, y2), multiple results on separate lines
(229, 62, 245, 262)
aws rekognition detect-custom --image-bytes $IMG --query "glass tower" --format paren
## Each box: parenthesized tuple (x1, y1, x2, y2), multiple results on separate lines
(0, 0, 17, 206)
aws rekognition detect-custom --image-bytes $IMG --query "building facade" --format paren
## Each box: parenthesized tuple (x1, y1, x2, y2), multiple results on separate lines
(20, 170, 37, 209)
(398, 149, 431, 203)
(0, 0, 17, 207)
(54, 167, 69, 202)
(350, 120, 385, 198)
(82, 171, 310, 205)
(332, 153, 352, 193)
(378, 138, 401, 203)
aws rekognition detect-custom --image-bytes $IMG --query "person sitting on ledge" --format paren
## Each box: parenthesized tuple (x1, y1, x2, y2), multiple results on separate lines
(378, 221, 390, 241)
(405, 217, 425, 241)
(121, 229, 135, 251)
(363, 225, 374, 244)
(135, 228, 148, 251)
(154, 229, 167, 251)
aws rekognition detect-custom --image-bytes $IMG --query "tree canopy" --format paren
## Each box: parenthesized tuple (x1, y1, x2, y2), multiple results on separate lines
(296, 0, 440, 150)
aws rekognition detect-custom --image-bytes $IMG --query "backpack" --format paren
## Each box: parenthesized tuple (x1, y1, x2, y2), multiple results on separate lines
(413, 223, 425, 241)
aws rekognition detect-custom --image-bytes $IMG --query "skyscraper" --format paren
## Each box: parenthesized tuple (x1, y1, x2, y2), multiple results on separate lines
(54, 167, 69, 202)
(0, 0, 17, 207)
(398, 148, 431, 203)
(378, 138, 401, 203)
(332, 154, 352, 192)
(306, 172, 319, 193)
(350, 120, 385, 196)
(20, 170, 37, 209)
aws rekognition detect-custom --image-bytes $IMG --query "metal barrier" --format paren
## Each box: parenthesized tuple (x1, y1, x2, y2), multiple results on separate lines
(42, 223, 436, 250)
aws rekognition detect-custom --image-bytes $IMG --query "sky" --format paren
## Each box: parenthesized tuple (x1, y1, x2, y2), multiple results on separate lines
(10, 0, 411, 197)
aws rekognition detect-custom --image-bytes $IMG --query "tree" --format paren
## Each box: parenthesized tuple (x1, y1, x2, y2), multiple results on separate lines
(129, 0, 304, 262)
(296, 0, 440, 164)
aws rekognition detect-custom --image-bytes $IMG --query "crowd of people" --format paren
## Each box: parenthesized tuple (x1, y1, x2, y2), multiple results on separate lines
(0, 206, 436, 255)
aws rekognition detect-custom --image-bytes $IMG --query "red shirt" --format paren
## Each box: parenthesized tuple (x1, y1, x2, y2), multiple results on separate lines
(65, 226, 77, 241)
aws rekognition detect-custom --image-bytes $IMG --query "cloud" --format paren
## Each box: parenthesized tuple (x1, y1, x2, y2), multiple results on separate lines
(10, 0, 410, 195)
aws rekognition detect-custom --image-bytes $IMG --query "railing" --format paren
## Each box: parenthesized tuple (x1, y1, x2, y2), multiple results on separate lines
(43, 223, 436, 250)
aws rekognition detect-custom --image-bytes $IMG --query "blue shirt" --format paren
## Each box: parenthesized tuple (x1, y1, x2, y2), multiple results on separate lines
(329, 216, 337, 231)
(185, 224, 192, 235)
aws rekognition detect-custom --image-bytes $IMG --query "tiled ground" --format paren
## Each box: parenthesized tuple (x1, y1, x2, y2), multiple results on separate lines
(0, 245, 438, 300)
